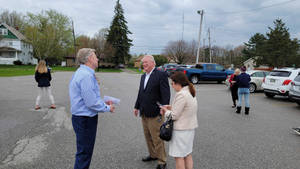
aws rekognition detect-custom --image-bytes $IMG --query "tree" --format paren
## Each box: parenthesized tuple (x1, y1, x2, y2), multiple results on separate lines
(24, 10, 73, 64)
(153, 55, 168, 66)
(242, 33, 266, 64)
(264, 19, 299, 67)
(164, 40, 190, 64)
(0, 10, 25, 32)
(90, 28, 108, 58)
(106, 0, 132, 66)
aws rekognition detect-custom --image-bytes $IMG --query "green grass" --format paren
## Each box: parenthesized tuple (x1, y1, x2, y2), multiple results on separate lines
(126, 68, 144, 74)
(0, 65, 123, 77)
(0, 65, 36, 77)
(97, 68, 123, 73)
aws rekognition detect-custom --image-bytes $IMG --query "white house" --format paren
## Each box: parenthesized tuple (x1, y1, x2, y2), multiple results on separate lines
(244, 57, 272, 71)
(0, 23, 37, 65)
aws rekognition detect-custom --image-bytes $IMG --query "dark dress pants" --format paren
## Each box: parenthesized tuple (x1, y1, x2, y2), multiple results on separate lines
(72, 115, 98, 169)
(230, 86, 238, 104)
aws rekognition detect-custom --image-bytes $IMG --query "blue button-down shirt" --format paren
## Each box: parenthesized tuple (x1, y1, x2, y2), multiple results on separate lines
(69, 65, 110, 117)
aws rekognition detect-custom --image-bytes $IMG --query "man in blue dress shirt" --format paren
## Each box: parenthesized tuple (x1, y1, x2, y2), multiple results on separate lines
(69, 48, 115, 169)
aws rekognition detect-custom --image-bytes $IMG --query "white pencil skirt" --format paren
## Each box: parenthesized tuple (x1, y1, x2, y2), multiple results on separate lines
(168, 129, 195, 157)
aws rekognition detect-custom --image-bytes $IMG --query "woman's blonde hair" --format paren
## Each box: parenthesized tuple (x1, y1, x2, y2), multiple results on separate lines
(35, 60, 48, 73)
(234, 68, 241, 75)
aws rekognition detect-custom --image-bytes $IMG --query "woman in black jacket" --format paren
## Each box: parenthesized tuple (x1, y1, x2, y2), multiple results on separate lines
(35, 60, 56, 110)
(229, 69, 240, 108)
(236, 66, 251, 115)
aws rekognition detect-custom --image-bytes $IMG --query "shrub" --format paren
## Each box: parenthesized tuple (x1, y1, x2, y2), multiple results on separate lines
(13, 60, 23, 65)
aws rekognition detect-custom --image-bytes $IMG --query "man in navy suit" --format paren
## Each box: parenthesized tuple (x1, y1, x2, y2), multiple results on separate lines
(134, 55, 170, 169)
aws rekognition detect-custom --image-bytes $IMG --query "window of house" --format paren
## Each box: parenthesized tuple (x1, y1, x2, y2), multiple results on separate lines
(9, 42, 13, 46)
(0, 28, 8, 35)
(9, 52, 15, 57)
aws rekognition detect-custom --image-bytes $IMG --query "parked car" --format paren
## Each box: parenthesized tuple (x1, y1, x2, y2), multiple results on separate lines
(262, 68, 300, 98)
(157, 65, 163, 71)
(183, 63, 234, 84)
(172, 64, 195, 74)
(225, 70, 269, 93)
(289, 74, 300, 105)
(162, 63, 177, 76)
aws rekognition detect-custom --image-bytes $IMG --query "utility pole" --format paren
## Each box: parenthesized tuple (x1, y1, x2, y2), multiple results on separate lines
(196, 10, 204, 64)
(203, 38, 205, 62)
(72, 20, 76, 57)
(182, 11, 184, 40)
(208, 28, 211, 63)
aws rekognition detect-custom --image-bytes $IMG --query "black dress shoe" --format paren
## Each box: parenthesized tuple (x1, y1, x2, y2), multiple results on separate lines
(142, 156, 158, 162)
(156, 163, 167, 169)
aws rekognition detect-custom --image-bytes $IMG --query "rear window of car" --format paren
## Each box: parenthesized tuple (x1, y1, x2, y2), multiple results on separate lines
(269, 71, 291, 77)
(294, 75, 300, 82)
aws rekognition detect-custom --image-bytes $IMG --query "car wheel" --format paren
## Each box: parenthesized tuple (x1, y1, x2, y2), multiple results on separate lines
(191, 75, 199, 84)
(297, 101, 300, 106)
(249, 83, 256, 93)
(264, 92, 275, 98)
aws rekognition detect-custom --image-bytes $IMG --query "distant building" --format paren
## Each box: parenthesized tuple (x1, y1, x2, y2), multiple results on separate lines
(134, 55, 144, 68)
(64, 54, 76, 67)
(244, 57, 272, 71)
(0, 23, 37, 65)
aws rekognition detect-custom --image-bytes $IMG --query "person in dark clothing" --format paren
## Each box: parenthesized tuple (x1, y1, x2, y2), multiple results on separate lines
(134, 55, 170, 169)
(229, 68, 240, 108)
(235, 66, 251, 114)
(34, 60, 56, 110)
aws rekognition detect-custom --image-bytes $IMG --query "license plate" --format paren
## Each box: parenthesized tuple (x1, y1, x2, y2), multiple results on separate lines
(270, 79, 275, 83)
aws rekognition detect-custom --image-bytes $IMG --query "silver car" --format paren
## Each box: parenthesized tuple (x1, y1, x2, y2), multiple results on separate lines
(289, 74, 300, 106)
(225, 70, 269, 93)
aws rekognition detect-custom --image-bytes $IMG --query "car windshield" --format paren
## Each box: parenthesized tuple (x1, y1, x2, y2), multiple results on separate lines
(294, 75, 300, 82)
(269, 71, 291, 77)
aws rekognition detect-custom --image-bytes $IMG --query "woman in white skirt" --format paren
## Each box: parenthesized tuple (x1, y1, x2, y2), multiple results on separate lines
(160, 72, 198, 169)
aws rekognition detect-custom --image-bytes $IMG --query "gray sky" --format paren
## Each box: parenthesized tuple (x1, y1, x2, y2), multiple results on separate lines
(1, 0, 300, 54)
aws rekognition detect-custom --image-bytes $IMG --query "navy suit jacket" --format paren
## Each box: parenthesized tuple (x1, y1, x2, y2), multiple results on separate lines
(134, 68, 170, 117)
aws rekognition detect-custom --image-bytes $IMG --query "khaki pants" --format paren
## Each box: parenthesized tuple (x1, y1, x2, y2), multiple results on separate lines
(142, 115, 166, 164)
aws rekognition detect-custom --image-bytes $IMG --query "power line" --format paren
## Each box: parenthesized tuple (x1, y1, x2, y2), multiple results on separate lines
(207, 0, 298, 15)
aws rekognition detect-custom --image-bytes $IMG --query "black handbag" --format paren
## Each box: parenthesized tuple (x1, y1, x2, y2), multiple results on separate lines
(159, 115, 173, 141)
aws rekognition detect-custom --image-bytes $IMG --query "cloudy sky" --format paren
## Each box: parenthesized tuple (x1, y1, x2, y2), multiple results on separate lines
(1, 0, 300, 54)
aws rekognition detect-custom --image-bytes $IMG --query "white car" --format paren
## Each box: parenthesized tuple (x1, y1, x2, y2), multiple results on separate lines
(289, 74, 300, 105)
(225, 70, 269, 93)
(262, 68, 300, 98)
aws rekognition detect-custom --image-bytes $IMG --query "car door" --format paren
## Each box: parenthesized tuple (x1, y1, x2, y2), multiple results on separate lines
(251, 71, 265, 90)
(202, 64, 215, 80)
(215, 64, 227, 80)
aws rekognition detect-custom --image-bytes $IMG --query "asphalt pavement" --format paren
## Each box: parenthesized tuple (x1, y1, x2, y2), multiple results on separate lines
(0, 71, 299, 169)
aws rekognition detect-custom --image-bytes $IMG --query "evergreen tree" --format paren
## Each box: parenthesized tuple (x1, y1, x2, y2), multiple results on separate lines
(265, 19, 299, 67)
(106, 0, 132, 66)
(242, 33, 266, 65)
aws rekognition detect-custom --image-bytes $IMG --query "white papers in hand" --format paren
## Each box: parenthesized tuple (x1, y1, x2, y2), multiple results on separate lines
(104, 95, 120, 105)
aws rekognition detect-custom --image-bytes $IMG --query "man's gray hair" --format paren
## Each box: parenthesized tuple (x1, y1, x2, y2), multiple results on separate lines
(142, 55, 156, 65)
(76, 48, 96, 64)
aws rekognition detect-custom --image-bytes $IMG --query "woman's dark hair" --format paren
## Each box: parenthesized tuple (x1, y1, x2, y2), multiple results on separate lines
(170, 72, 196, 97)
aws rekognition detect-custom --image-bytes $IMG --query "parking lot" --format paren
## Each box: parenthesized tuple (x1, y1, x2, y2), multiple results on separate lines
(0, 71, 300, 169)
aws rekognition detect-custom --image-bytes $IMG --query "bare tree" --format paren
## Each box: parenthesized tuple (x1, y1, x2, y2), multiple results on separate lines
(164, 40, 192, 64)
(0, 10, 25, 32)
(90, 28, 108, 58)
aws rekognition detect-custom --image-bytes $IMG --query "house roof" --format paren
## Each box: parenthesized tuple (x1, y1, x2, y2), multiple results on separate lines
(135, 55, 144, 62)
(0, 23, 26, 41)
